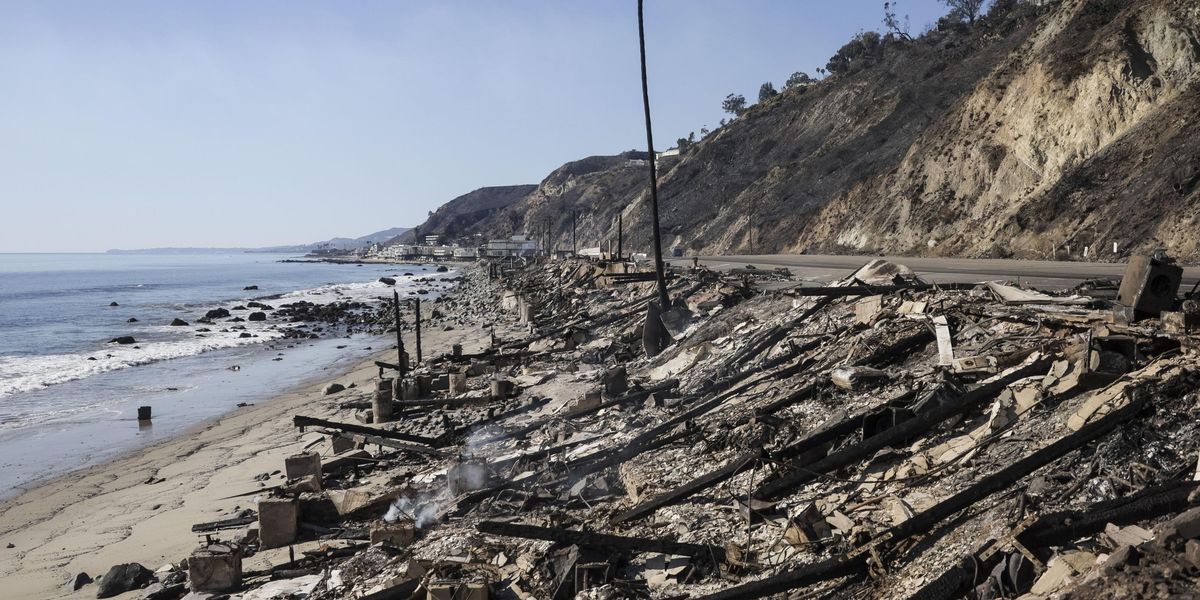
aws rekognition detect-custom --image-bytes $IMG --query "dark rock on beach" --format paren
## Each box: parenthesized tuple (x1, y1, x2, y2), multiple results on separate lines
(127, 317, 138, 322)
(204, 308, 230, 319)
(378, 277, 397, 286)
(71, 571, 92, 591)
(170, 318, 188, 326)
(247, 312, 266, 322)
(95, 563, 154, 598)
(243, 285, 258, 290)
(109, 336, 136, 345)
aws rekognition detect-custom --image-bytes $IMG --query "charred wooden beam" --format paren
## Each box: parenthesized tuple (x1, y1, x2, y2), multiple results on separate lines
(852, 328, 935, 368)
(191, 515, 256, 533)
(345, 434, 449, 458)
(695, 388, 1150, 600)
(724, 297, 834, 372)
(477, 520, 725, 561)
(476, 380, 679, 445)
(881, 395, 1149, 545)
(612, 449, 760, 524)
(755, 357, 1051, 499)
(907, 478, 1200, 600)
(292, 415, 439, 447)
(791, 282, 976, 297)
(690, 557, 867, 600)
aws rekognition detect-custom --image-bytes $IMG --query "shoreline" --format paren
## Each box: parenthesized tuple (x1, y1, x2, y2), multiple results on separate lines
(0, 310, 490, 599)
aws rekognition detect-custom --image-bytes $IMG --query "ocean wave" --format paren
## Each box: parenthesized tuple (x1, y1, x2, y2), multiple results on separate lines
(0, 327, 288, 400)
(0, 270, 457, 401)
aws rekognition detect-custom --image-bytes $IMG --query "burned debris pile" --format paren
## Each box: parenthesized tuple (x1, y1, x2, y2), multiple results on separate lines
(103, 254, 1200, 599)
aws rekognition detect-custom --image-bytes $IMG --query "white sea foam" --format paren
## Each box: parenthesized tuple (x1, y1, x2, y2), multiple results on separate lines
(0, 327, 288, 400)
(0, 270, 457, 402)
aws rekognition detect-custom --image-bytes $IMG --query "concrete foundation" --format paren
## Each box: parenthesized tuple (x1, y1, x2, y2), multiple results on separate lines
(574, 389, 603, 411)
(374, 379, 394, 423)
(188, 544, 242, 592)
(449, 372, 467, 393)
(258, 498, 299, 549)
(603, 367, 628, 397)
(490, 379, 513, 400)
(370, 521, 416, 547)
(284, 452, 322, 481)
(331, 434, 357, 454)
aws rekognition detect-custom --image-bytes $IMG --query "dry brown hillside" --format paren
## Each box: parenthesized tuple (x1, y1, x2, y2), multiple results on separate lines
(407, 0, 1200, 263)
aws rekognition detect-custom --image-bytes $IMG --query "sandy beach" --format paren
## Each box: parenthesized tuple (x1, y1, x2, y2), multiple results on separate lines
(0, 323, 490, 599)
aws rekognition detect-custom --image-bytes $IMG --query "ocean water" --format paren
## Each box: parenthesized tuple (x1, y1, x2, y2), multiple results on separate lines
(0, 253, 451, 496)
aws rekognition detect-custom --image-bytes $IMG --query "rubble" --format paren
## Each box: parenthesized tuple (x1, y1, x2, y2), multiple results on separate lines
(157, 254, 1200, 599)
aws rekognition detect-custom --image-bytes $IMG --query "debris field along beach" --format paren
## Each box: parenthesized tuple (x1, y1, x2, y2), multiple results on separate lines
(4, 253, 1200, 600)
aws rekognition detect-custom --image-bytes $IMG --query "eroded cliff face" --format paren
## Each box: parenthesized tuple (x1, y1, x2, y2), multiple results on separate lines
(799, 0, 1200, 260)
(413, 0, 1200, 262)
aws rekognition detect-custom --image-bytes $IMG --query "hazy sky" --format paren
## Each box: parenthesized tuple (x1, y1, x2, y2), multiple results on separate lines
(0, 1, 951, 252)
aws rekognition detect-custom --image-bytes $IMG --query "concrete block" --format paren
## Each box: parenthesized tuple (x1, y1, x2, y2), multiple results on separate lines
(431, 373, 450, 391)
(284, 452, 321, 481)
(331, 434, 357, 454)
(490, 379, 513, 400)
(258, 498, 298, 549)
(603, 367, 628, 397)
(448, 372, 467, 394)
(370, 521, 415, 547)
(855, 295, 883, 325)
(187, 545, 242, 592)
(428, 582, 456, 600)
(461, 582, 489, 600)
(374, 379, 394, 423)
(573, 389, 603, 411)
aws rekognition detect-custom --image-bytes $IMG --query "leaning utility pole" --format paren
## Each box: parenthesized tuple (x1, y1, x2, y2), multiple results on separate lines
(637, 0, 670, 312)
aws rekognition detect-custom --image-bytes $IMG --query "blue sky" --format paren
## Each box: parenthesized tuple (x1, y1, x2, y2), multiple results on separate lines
(0, 1, 952, 252)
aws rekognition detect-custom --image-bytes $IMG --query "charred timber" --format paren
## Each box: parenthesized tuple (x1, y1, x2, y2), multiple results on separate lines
(477, 520, 725, 561)
(292, 415, 440, 447)
(755, 357, 1052, 500)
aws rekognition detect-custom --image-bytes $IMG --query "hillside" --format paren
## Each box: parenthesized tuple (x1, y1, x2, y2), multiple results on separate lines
(404, 0, 1200, 263)
(392, 185, 537, 244)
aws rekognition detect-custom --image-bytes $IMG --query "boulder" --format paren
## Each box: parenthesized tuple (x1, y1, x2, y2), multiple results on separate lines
(205, 308, 230, 319)
(323, 383, 346, 395)
(109, 336, 137, 345)
(96, 563, 155, 598)
(436, 265, 449, 272)
(379, 277, 397, 286)
(247, 312, 266, 322)
(71, 572, 93, 591)
(109, 302, 119, 307)
(243, 285, 258, 290)
(238, 332, 253, 338)
(170, 318, 189, 327)
(127, 317, 138, 323)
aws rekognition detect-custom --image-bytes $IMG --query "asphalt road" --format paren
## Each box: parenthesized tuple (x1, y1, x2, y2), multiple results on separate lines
(667, 254, 1200, 291)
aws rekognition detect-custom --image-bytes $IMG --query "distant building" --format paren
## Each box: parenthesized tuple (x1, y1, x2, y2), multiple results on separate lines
(657, 148, 680, 159)
(624, 158, 648, 168)
(424, 234, 440, 245)
(485, 237, 538, 257)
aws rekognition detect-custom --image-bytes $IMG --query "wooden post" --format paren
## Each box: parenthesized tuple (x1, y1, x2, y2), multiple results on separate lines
(413, 297, 422, 365)
(392, 290, 405, 379)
